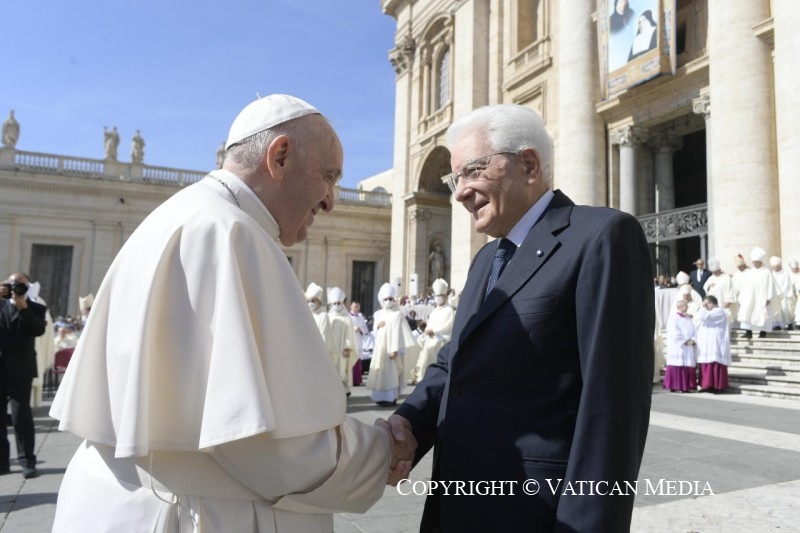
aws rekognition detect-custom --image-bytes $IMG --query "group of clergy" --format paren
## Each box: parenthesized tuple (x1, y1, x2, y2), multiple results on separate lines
(662, 246, 800, 393)
(305, 278, 458, 406)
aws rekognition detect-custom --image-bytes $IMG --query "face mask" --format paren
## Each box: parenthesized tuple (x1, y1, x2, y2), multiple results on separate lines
(435, 296, 446, 306)
(308, 301, 318, 311)
(331, 303, 343, 313)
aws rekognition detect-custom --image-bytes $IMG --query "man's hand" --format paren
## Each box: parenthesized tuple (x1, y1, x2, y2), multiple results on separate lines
(425, 329, 434, 337)
(389, 351, 398, 360)
(12, 293, 28, 311)
(375, 414, 417, 485)
(343, 348, 351, 358)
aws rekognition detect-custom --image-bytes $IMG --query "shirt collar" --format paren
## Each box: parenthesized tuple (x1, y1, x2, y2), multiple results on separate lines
(504, 189, 555, 247)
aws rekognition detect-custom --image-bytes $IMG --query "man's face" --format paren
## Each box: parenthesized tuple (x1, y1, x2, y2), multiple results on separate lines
(450, 133, 542, 238)
(616, 0, 628, 15)
(696, 260, 705, 270)
(350, 302, 360, 314)
(276, 119, 343, 247)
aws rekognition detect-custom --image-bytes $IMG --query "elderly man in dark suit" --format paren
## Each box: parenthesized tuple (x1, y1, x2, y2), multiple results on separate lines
(388, 104, 654, 532)
(0, 273, 47, 478)
(690, 257, 712, 298)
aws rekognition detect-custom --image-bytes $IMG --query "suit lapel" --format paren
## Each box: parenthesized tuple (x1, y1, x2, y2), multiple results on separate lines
(454, 191, 574, 350)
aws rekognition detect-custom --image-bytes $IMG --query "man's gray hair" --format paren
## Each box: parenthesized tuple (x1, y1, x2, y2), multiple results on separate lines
(225, 115, 318, 170)
(446, 104, 554, 187)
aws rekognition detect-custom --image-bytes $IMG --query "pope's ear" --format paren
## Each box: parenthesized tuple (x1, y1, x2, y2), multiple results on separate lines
(264, 135, 290, 181)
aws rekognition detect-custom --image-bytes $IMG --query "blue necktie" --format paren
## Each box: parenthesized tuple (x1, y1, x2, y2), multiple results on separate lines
(485, 238, 517, 298)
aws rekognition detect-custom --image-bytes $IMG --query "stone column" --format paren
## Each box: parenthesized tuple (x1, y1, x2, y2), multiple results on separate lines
(651, 131, 683, 275)
(388, 33, 416, 287)
(556, 0, 605, 206)
(773, 0, 800, 262)
(692, 94, 713, 256)
(708, 0, 778, 272)
(613, 125, 648, 215)
(651, 132, 683, 213)
(450, 0, 491, 291)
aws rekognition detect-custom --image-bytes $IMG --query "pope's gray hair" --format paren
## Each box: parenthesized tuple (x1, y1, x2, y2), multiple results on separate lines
(446, 104, 554, 187)
(225, 115, 321, 170)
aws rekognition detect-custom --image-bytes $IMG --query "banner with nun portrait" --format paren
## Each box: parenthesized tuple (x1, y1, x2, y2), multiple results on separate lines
(598, 0, 676, 98)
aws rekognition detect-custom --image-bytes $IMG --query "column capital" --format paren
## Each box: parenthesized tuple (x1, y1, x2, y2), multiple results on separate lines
(407, 207, 431, 221)
(612, 125, 649, 147)
(649, 131, 683, 153)
(692, 94, 711, 120)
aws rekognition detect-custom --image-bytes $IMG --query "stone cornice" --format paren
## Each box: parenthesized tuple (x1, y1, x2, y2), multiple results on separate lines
(692, 94, 711, 120)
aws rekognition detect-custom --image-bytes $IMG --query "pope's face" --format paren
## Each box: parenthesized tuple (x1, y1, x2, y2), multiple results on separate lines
(277, 119, 343, 247)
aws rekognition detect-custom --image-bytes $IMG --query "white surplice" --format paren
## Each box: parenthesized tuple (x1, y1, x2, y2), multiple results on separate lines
(696, 307, 731, 365)
(665, 311, 697, 367)
(771, 268, 796, 328)
(50, 170, 389, 532)
(703, 272, 737, 326)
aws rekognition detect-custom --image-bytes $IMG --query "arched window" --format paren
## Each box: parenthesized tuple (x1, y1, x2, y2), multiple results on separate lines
(435, 47, 450, 110)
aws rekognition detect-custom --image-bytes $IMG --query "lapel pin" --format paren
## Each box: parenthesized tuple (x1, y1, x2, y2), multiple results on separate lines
(536, 249, 544, 257)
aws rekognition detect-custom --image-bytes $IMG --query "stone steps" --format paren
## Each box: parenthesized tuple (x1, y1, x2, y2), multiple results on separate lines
(658, 328, 800, 399)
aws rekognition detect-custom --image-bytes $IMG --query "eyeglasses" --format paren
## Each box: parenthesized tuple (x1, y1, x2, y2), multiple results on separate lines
(446, 151, 520, 194)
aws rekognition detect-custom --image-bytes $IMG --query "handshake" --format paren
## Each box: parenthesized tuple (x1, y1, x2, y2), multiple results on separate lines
(375, 415, 417, 486)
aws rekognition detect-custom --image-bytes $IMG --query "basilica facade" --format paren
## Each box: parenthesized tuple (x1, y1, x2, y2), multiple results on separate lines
(380, 0, 799, 294)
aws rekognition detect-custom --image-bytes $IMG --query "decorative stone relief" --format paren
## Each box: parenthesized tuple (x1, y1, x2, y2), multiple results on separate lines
(692, 94, 711, 120)
(649, 131, 683, 153)
(389, 33, 416, 75)
(612, 125, 649, 147)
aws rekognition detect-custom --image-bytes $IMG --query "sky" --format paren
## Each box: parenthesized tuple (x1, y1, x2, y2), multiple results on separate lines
(2, 0, 398, 189)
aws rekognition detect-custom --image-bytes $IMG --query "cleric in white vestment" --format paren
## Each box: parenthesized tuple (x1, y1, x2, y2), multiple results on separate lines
(49, 95, 413, 532)
(412, 278, 455, 385)
(695, 295, 731, 392)
(737, 247, 779, 338)
(368, 283, 415, 406)
(664, 299, 697, 392)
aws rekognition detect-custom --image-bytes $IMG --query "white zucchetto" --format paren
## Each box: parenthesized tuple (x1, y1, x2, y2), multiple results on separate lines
(675, 271, 690, 285)
(225, 94, 320, 149)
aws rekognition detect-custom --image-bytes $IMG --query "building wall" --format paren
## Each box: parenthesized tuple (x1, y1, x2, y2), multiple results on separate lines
(0, 148, 392, 317)
(381, 0, 798, 290)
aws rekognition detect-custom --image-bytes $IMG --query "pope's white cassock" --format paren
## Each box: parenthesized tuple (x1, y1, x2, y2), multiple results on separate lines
(413, 280, 455, 384)
(696, 307, 731, 366)
(737, 264, 779, 332)
(327, 288, 358, 394)
(50, 170, 390, 532)
(791, 268, 800, 325)
(368, 284, 415, 403)
(703, 271, 736, 327)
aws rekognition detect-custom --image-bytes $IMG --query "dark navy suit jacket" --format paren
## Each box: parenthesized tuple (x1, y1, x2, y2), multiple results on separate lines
(0, 298, 47, 380)
(396, 190, 654, 532)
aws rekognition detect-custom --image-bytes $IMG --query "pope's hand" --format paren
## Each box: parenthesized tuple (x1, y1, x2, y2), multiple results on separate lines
(375, 414, 417, 485)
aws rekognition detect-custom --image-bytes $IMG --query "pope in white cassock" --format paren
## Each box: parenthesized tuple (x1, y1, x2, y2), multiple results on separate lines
(49, 94, 414, 532)
(306, 282, 337, 366)
(327, 287, 358, 395)
(675, 271, 703, 317)
(769, 256, 795, 330)
(737, 247, 779, 338)
(368, 283, 415, 406)
(695, 296, 731, 392)
(411, 278, 455, 385)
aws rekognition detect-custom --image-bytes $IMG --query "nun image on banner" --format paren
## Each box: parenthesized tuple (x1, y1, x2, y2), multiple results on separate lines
(368, 283, 415, 407)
